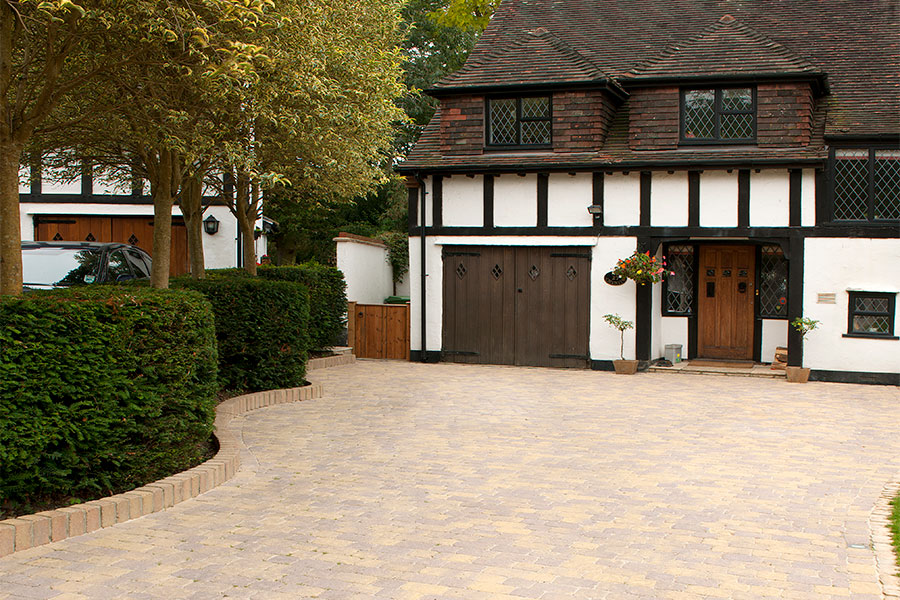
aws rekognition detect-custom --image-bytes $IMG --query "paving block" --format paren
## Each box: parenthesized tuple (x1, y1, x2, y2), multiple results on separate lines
(0, 522, 16, 557)
(18, 515, 50, 546)
(36, 510, 70, 542)
(57, 507, 87, 537)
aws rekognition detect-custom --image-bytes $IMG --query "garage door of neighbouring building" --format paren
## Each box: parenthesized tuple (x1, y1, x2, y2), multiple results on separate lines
(34, 215, 190, 277)
(442, 246, 590, 368)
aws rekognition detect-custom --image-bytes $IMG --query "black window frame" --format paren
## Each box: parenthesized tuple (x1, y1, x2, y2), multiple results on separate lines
(844, 291, 898, 339)
(485, 96, 553, 149)
(679, 87, 757, 145)
(828, 146, 900, 223)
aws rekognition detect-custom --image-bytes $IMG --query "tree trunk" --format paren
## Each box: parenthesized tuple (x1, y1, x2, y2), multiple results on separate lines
(181, 175, 205, 279)
(0, 140, 24, 295)
(234, 172, 258, 275)
(149, 150, 176, 288)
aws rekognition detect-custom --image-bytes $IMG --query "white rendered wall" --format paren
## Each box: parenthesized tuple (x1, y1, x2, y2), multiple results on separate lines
(801, 169, 816, 227)
(750, 170, 789, 227)
(603, 172, 640, 226)
(590, 237, 639, 360)
(414, 177, 434, 227)
(699, 171, 738, 227)
(442, 175, 483, 227)
(547, 173, 592, 227)
(494, 174, 537, 227)
(19, 202, 238, 269)
(650, 171, 688, 227)
(336, 237, 394, 304)
(803, 238, 900, 374)
(651, 277, 663, 359)
(92, 170, 132, 195)
(659, 317, 689, 360)
(408, 236, 444, 352)
(760, 319, 788, 363)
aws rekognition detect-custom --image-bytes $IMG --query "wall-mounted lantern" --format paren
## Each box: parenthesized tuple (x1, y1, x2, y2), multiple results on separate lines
(203, 215, 220, 235)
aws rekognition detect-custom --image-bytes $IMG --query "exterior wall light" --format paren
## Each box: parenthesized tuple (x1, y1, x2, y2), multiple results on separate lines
(203, 215, 220, 235)
(587, 205, 603, 216)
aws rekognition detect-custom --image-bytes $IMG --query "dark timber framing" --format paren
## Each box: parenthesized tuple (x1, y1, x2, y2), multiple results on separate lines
(537, 173, 549, 227)
(737, 170, 750, 227)
(483, 174, 494, 230)
(688, 171, 701, 227)
(789, 169, 802, 226)
(786, 235, 805, 366)
(432, 175, 443, 228)
(639, 172, 651, 227)
(592, 172, 604, 227)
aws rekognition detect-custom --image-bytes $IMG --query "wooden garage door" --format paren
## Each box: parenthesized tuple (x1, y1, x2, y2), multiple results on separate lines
(442, 246, 590, 368)
(35, 215, 190, 277)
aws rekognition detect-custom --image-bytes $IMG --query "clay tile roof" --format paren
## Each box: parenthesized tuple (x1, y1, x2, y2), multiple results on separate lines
(432, 27, 618, 92)
(627, 15, 822, 81)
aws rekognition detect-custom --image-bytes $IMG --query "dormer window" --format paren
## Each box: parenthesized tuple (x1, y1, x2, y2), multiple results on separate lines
(681, 87, 756, 143)
(487, 96, 552, 148)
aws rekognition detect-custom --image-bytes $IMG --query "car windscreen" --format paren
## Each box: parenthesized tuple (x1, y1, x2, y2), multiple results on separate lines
(22, 247, 103, 287)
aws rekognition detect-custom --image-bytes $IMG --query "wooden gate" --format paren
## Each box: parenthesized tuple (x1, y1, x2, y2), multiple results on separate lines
(348, 302, 410, 360)
(34, 215, 190, 277)
(442, 246, 591, 368)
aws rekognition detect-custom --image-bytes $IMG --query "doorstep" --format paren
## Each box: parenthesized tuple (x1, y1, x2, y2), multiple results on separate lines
(648, 359, 786, 379)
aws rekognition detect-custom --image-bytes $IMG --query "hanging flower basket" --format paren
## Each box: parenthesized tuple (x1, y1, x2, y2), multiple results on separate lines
(612, 251, 673, 286)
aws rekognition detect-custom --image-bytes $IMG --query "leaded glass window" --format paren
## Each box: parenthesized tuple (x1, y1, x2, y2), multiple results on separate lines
(847, 292, 896, 337)
(757, 245, 788, 318)
(832, 148, 900, 222)
(681, 88, 755, 142)
(487, 96, 551, 147)
(663, 245, 694, 315)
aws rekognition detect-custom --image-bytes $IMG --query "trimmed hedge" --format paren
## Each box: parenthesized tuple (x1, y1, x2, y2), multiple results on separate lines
(176, 276, 310, 392)
(0, 288, 218, 510)
(257, 263, 347, 350)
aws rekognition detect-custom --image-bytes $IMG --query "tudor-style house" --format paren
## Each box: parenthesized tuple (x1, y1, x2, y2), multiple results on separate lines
(398, 0, 899, 385)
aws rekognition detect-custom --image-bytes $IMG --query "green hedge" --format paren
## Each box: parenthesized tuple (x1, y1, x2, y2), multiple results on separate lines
(0, 288, 218, 510)
(257, 263, 347, 350)
(176, 276, 310, 392)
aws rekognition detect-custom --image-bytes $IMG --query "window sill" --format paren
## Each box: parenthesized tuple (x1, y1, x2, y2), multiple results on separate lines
(842, 333, 899, 340)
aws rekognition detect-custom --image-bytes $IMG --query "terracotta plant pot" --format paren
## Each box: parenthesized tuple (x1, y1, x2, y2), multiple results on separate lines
(785, 366, 811, 383)
(613, 359, 639, 375)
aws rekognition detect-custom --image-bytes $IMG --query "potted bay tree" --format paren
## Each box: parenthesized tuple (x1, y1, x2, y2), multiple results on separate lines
(603, 313, 638, 374)
(786, 317, 820, 383)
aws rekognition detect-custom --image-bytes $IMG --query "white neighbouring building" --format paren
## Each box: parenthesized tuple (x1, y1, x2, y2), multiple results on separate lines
(398, 1, 899, 385)
(18, 162, 268, 276)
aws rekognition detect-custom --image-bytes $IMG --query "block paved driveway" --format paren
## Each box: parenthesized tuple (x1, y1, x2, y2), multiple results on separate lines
(2, 361, 899, 600)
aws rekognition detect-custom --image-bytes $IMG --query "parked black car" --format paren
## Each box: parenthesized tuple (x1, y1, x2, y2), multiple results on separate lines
(21, 242, 152, 290)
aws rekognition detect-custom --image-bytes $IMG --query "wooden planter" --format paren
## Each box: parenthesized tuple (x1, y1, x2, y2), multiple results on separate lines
(613, 359, 639, 375)
(785, 366, 811, 383)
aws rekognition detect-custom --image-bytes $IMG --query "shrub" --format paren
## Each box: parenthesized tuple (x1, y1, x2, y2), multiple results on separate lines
(258, 262, 347, 349)
(176, 276, 310, 392)
(0, 288, 218, 510)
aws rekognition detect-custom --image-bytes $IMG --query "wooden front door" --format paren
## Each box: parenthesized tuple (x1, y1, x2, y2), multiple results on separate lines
(35, 215, 190, 277)
(697, 245, 755, 359)
(442, 246, 590, 368)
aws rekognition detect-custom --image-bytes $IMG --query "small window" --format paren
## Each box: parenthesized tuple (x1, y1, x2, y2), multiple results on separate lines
(846, 292, 896, 338)
(662, 244, 695, 316)
(106, 251, 134, 282)
(832, 148, 900, 222)
(125, 249, 151, 279)
(487, 96, 551, 147)
(681, 87, 755, 143)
